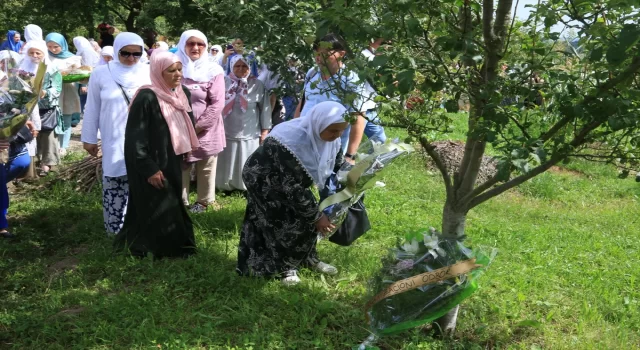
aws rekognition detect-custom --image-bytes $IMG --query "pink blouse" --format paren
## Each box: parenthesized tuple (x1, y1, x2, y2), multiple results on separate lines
(183, 75, 226, 161)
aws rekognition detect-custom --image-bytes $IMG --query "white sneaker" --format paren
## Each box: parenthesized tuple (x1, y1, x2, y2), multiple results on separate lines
(307, 259, 338, 276)
(281, 270, 301, 286)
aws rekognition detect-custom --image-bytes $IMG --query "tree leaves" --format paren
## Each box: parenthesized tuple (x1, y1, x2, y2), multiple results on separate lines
(606, 24, 640, 66)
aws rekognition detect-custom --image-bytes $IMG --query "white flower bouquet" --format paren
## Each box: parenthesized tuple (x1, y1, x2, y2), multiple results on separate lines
(0, 56, 46, 140)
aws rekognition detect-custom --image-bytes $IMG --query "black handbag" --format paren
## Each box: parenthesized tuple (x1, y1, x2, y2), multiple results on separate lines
(39, 108, 58, 131)
(328, 195, 372, 246)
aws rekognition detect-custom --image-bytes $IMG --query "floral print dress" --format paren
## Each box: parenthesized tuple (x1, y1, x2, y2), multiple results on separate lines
(236, 137, 323, 277)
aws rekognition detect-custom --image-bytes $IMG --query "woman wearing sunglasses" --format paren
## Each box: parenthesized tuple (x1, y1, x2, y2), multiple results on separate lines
(176, 30, 226, 213)
(209, 44, 223, 66)
(81, 32, 151, 235)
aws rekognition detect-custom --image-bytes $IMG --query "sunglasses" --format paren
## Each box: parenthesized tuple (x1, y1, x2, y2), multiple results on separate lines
(187, 42, 206, 48)
(120, 50, 143, 58)
(211, 49, 219, 52)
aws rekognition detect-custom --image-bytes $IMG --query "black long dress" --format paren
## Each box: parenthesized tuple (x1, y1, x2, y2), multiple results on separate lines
(114, 87, 196, 259)
(236, 137, 326, 277)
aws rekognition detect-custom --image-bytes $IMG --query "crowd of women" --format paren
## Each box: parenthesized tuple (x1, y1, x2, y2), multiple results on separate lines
(1, 25, 385, 285)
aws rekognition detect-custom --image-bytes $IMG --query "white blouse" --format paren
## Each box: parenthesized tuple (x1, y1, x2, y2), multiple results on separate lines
(81, 65, 150, 177)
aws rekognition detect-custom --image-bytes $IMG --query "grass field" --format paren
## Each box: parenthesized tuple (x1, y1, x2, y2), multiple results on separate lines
(1, 125, 639, 349)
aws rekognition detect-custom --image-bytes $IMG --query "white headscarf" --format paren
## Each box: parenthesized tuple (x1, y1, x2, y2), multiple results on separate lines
(24, 24, 43, 42)
(18, 40, 51, 74)
(268, 101, 348, 186)
(98, 46, 113, 65)
(155, 41, 169, 51)
(107, 32, 150, 88)
(209, 45, 223, 65)
(73, 36, 100, 67)
(176, 30, 223, 83)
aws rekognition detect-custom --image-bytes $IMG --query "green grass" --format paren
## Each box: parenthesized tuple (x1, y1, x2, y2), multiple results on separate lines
(1, 128, 639, 349)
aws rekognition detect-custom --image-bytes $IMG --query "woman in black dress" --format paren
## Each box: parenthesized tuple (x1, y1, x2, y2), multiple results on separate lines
(114, 51, 200, 259)
(237, 101, 350, 285)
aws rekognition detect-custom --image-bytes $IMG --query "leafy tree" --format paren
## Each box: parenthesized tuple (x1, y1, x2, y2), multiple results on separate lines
(190, 0, 640, 332)
(310, 0, 640, 332)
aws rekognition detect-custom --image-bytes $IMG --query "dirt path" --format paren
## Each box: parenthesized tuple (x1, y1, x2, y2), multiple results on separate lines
(68, 120, 85, 154)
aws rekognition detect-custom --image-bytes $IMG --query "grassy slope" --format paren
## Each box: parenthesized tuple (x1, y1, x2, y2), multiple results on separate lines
(1, 121, 639, 349)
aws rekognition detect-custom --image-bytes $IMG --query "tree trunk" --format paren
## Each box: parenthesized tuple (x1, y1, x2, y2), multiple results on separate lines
(433, 305, 459, 337)
(432, 205, 467, 334)
(441, 203, 467, 238)
(124, 0, 143, 33)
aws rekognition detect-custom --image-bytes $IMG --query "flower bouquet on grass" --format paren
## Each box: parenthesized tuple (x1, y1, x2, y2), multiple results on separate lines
(355, 227, 496, 349)
(0, 57, 46, 140)
(319, 139, 414, 241)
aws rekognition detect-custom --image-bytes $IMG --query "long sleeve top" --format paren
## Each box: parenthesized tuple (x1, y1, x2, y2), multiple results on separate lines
(183, 75, 226, 162)
(81, 65, 150, 177)
(223, 78, 272, 141)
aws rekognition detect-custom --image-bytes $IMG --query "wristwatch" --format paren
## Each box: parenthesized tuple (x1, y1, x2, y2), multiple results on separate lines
(344, 152, 355, 160)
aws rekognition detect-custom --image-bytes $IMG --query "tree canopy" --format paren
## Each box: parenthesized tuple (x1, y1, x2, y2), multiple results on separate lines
(2, 0, 639, 236)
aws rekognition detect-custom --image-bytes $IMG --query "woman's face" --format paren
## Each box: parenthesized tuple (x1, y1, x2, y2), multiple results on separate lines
(13, 33, 21, 42)
(47, 42, 62, 55)
(314, 48, 344, 74)
(118, 44, 142, 66)
(210, 47, 219, 56)
(319, 122, 349, 142)
(232, 38, 244, 53)
(163, 62, 183, 88)
(103, 55, 113, 63)
(233, 60, 250, 78)
(28, 48, 45, 63)
(186, 36, 206, 61)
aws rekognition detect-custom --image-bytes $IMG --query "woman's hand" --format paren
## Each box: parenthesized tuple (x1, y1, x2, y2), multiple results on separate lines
(80, 86, 88, 94)
(148, 171, 166, 189)
(260, 129, 269, 145)
(25, 121, 38, 138)
(83, 142, 99, 157)
(40, 90, 46, 99)
(315, 214, 336, 236)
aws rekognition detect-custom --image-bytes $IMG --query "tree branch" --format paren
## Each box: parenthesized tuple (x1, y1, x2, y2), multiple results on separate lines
(493, 0, 514, 38)
(106, 6, 127, 24)
(540, 54, 640, 142)
(507, 113, 532, 139)
(459, 173, 500, 206)
(456, 140, 487, 200)
(482, 0, 494, 45)
(502, 0, 519, 56)
(420, 137, 454, 200)
(468, 118, 602, 209)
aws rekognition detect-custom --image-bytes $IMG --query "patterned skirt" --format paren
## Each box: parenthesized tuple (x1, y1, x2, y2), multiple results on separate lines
(102, 175, 129, 235)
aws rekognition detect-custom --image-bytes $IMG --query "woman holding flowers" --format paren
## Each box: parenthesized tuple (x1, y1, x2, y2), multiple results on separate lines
(45, 33, 82, 157)
(236, 101, 349, 285)
(22, 40, 63, 176)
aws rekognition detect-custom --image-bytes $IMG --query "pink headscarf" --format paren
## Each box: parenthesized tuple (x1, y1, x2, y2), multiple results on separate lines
(222, 55, 252, 118)
(135, 51, 199, 155)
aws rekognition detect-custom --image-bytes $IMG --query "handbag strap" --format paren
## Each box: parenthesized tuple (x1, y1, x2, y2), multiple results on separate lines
(107, 64, 131, 105)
